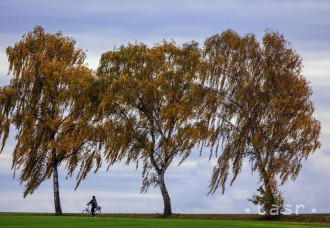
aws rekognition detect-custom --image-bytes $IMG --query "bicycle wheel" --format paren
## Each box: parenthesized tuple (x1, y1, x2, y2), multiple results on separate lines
(94, 209, 101, 217)
(81, 209, 90, 217)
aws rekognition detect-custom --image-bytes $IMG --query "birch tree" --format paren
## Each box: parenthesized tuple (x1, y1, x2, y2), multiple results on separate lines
(0, 26, 100, 215)
(204, 30, 321, 217)
(97, 41, 213, 216)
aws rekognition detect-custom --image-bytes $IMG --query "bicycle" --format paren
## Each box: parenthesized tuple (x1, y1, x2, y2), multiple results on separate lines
(81, 205, 102, 217)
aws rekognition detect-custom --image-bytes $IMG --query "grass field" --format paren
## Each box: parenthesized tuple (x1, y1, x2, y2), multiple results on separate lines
(1, 216, 330, 228)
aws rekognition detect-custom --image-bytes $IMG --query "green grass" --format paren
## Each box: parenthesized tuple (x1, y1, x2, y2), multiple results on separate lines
(0, 216, 329, 228)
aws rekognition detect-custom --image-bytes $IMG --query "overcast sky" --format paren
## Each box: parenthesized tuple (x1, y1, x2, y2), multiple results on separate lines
(0, 0, 329, 214)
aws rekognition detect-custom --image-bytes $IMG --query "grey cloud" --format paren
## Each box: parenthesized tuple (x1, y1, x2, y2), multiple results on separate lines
(1, 0, 330, 42)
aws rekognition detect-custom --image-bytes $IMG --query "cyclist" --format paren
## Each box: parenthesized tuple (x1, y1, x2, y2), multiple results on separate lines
(87, 196, 98, 217)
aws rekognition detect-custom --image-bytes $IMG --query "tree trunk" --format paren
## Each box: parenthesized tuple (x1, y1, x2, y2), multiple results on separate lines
(157, 169, 172, 217)
(263, 176, 283, 218)
(263, 179, 274, 217)
(53, 159, 63, 215)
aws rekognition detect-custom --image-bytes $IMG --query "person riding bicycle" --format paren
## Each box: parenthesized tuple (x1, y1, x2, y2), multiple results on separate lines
(87, 196, 98, 217)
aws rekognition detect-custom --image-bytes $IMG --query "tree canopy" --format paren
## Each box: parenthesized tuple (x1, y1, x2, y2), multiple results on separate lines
(0, 27, 321, 217)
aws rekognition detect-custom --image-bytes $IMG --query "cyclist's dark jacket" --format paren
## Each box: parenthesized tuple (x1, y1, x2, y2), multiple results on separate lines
(88, 198, 97, 207)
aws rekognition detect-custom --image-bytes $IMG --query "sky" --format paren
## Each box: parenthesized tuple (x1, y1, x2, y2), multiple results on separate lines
(0, 0, 329, 214)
